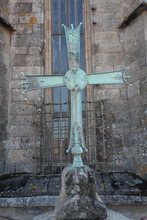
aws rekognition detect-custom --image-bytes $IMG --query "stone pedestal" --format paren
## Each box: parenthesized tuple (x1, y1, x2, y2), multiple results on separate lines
(55, 165, 107, 220)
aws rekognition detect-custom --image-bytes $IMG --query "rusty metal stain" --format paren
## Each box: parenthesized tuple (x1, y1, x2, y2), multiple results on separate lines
(19, 13, 29, 17)
(29, 16, 37, 26)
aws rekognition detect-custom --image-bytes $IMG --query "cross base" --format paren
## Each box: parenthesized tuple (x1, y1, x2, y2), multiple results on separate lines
(55, 165, 107, 220)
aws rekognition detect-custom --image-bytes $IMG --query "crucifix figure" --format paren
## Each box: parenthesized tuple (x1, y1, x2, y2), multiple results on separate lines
(20, 23, 130, 168)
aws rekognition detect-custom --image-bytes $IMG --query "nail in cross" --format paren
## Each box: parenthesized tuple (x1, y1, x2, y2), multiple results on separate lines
(20, 23, 130, 168)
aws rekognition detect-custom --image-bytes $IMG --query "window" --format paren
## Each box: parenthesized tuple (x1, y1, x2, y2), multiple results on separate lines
(50, 0, 85, 172)
(51, 0, 85, 112)
(41, 0, 95, 174)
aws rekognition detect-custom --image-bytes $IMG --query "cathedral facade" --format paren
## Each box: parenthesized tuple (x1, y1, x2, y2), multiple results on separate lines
(0, 0, 146, 179)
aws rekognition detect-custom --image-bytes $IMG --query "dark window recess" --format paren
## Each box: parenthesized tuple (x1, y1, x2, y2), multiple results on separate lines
(51, 0, 85, 112)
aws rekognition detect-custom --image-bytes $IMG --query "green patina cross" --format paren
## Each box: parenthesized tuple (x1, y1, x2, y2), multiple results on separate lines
(20, 23, 130, 168)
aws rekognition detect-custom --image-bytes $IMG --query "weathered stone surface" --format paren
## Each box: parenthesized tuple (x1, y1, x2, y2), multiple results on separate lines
(0, 0, 146, 196)
(106, 209, 134, 220)
(14, 3, 33, 13)
(55, 165, 107, 220)
(0, 0, 10, 23)
(13, 33, 43, 47)
(0, 24, 11, 175)
(33, 209, 134, 220)
(0, 171, 146, 199)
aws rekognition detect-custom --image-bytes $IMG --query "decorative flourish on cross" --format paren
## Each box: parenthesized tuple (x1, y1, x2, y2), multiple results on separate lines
(19, 23, 130, 168)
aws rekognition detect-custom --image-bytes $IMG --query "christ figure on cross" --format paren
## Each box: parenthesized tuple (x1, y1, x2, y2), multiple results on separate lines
(20, 23, 130, 168)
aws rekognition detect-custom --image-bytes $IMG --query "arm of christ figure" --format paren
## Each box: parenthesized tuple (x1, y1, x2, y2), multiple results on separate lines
(19, 72, 65, 93)
(87, 68, 131, 85)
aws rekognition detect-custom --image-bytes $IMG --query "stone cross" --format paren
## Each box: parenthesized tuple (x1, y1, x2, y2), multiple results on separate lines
(20, 23, 130, 168)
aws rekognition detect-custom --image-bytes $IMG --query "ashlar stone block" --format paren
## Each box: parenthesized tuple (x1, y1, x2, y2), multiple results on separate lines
(14, 3, 33, 14)
(93, 31, 119, 44)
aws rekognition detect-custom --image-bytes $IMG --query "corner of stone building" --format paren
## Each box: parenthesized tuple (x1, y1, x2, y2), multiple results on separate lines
(119, 1, 147, 179)
(89, 0, 147, 179)
(0, 20, 11, 174)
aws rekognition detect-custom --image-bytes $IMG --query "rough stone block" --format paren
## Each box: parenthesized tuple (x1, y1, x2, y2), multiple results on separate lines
(32, 2, 43, 13)
(103, 100, 129, 112)
(104, 110, 129, 124)
(0, 0, 10, 22)
(28, 46, 41, 55)
(25, 55, 43, 66)
(15, 0, 38, 2)
(12, 12, 43, 26)
(109, 122, 130, 135)
(95, 65, 114, 73)
(129, 95, 143, 108)
(13, 46, 27, 54)
(6, 148, 33, 163)
(14, 24, 33, 34)
(13, 54, 25, 66)
(94, 88, 121, 100)
(14, 3, 32, 14)
(119, 87, 128, 99)
(93, 31, 119, 44)
(93, 43, 123, 54)
(5, 149, 35, 173)
(124, 15, 144, 39)
(12, 13, 30, 24)
(8, 125, 38, 137)
(0, 52, 10, 66)
(129, 107, 144, 124)
(55, 166, 107, 220)
(113, 52, 125, 67)
(33, 23, 43, 33)
(10, 114, 40, 126)
(92, 53, 115, 67)
(127, 80, 140, 98)
(10, 103, 36, 115)
(91, 1, 122, 13)
(91, 15, 103, 32)
(102, 13, 122, 31)
(13, 33, 42, 47)
(20, 137, 40, 149)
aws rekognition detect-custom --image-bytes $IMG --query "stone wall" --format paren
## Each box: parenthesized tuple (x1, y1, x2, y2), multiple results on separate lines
(122, 0, 145, 16)
(90, 0, 147, 177)
(90, 0, 130, 173)
(4, 0, 45, 174)
(123, 11, 147, 179)
(0, 25, 11, 175)
(0, 0, 10, 23)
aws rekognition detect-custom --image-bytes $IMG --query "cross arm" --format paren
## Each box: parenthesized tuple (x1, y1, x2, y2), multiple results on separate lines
(87, 68, 130, 85)
(19, 72, 65, 94)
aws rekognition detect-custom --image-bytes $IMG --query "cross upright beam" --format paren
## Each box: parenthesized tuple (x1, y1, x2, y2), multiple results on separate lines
(19, 23, 130, 168)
